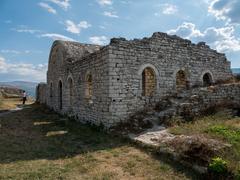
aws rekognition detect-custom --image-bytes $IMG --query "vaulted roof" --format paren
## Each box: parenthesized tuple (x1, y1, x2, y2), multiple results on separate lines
(49, 40, 102, 63)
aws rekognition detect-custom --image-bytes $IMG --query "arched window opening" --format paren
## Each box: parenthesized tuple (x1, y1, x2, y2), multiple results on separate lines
(176, 70, 188, 91)
(68, 78, 74, 106)
(203, 73, 213, 86)
(86, 74, 93, 99)
(58, 81, 63, 110)
(50, 83, 53, 98)
(142, 67, 157, 96)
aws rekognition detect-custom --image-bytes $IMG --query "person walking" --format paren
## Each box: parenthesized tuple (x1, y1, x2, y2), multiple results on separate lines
(22, 91, 27, 105)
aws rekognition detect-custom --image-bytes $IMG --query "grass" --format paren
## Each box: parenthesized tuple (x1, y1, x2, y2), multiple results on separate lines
(169, 110, 240, 176)
(207, 125, 240, 144)
(0, 97, 33, 110)
(0, 100, 198, 180)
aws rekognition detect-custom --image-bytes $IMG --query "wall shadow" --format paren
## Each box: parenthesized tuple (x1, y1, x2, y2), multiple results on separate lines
(0, 104, 127, 163)
(0, 103, 199, 179)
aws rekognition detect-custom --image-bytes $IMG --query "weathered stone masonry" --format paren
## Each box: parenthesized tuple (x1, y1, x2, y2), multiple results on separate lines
(36, 32, 234, 128)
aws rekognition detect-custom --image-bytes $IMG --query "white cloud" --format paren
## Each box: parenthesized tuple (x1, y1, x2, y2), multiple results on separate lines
(89, 36, 108, 45)
(1, 50, 21, 54)
(162, 3, 178, 15)
(167, 22, 203, 39)
(97, 0, 112, 6)
(103, 11, 119, 18)
(38, 2, 57, 14)
(120, 1, 132, 5)
(203, 26, 240, 52)
(155, 3, 178, 16)
(48, 0, 70, 11)
(0, 56, 47, 82)
(0, 50, 42, 54)
(40, 33, 76, 41)
(208, 0, 240, 24)
(167, 22, 240, 52)
(0, 56, 7, 73)
(12, 27, 41, 34)
(65, 20, 91, 34)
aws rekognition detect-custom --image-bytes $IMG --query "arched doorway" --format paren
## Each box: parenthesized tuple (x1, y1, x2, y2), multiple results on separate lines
(203, 73, 213, 86)
(142, 67, 157, 96)
(68, 78, 74, 106)
(58, 80, 63, 110)
(176, 70, 188, 91)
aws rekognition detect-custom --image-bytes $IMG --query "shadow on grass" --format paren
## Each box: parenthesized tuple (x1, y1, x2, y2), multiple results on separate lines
(0, 103, 199, 179)
(0, 104, 128, 163)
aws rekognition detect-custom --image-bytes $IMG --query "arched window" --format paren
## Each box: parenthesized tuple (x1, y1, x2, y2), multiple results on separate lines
(50, 82, 53, 98)
(58, 80, 63, 110)
(176, 70, 188, 90)
(203, 73, 213, 86)
(68, 78, 74, 105)
(142, 67, 157, 96)
(86, 74, 93, 99)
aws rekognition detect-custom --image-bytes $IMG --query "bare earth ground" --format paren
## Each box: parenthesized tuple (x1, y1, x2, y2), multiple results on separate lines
(0, 99, 198, 180)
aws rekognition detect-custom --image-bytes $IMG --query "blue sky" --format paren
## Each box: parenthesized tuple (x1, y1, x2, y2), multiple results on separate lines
(0, 0, 240, 82)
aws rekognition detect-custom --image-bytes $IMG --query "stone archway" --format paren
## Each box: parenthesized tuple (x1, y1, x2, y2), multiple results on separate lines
(67, 78, 74, 106)
(203, 73, 213, 86)
(58, 80, 63, 110)
(142, 67, 157, 96)
(176, 70, 188, 91)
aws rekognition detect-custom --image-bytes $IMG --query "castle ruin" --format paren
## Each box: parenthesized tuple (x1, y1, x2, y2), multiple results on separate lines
(36, 32, 235, 128)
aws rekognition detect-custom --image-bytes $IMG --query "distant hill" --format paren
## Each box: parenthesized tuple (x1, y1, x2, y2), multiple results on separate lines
(0, 81, 39, 97)
(232, 68, 240, 74)
(0, 86, 24, 98)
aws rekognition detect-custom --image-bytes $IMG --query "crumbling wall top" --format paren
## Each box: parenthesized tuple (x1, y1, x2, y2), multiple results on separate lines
(108, 32, 229, 61)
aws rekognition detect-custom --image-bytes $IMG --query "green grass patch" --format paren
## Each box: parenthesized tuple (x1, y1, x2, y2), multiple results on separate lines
(207, 125, 240, 144)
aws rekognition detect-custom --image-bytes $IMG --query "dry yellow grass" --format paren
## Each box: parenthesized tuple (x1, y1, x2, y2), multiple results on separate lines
(0, 97, 34, 110)
(0, 103, 198, 180)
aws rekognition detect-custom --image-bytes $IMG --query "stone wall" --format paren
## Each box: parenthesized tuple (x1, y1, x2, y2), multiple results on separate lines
(36, 83, 47, 104)
(190, 83, 240, 115)
(107, 32, 232, 123)
(46, 41, 113, 127)
(38, 32, 233, 128)
(153, 83, 240, 124)
(64, 46, 112, 127)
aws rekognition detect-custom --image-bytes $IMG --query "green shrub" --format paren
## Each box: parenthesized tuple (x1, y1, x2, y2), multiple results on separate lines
(208, 157, 228, 174)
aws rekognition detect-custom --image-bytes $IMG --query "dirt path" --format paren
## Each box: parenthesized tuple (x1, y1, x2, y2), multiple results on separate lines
(0, 106, 24, 117)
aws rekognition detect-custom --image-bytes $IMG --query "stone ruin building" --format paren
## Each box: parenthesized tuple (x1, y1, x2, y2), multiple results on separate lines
(36, 32, 238, 128)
